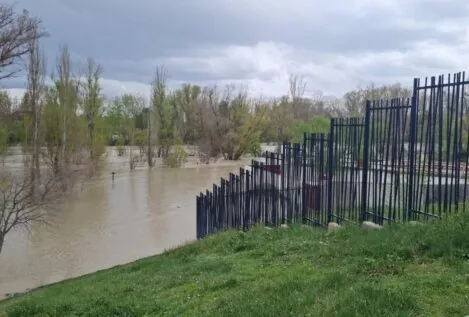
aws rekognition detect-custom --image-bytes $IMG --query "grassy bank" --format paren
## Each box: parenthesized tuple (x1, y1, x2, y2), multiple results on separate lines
(2, 216, 469, 317)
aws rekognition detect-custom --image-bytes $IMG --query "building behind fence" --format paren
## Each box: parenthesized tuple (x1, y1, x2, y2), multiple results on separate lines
(196, 72, 469, 239)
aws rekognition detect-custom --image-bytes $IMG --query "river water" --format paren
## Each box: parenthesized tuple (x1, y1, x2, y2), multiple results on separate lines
(0, 147, 253, 297)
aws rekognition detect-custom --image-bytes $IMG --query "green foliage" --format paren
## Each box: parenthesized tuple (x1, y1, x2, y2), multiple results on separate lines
(152, 86, 176, 158)
(0, 124, 9, 156)
(204, 92, 267, 160)
(82, 58, 105, 162)
(164, 142, 188, 168)
(173, 84, 202, 144)
(90, 126, 107, 160)
(155, 98, 177, 155)
(247, 131, 262, 157)
(42, 87, 62, 164)
(114, 135, 126, 157)
(287, 115, 330, 143)
(105, 94, 146, 146)
(7, 120, 25, 144)
(116, 145, 126, 157)
(3, 214, 469, 316)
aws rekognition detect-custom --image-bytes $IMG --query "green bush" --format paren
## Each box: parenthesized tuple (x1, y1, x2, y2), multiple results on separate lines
(164, 144, 188, 167)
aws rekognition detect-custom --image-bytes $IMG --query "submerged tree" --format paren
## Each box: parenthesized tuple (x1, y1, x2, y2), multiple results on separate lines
(24, 25, 45, 182)
(0, 170, 66, 255)
(108, 94, 146, 169)
(81, 58, 105, 164)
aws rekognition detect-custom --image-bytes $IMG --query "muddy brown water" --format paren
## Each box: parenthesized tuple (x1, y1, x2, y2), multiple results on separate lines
(0, 147, 256, 298)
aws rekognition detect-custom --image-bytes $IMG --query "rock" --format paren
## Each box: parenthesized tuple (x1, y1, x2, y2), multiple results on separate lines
(327, 222, 341, 232)
(280, 224, 288, 229)
(409, 221, 422, 226)
(362, 221, 382, 230)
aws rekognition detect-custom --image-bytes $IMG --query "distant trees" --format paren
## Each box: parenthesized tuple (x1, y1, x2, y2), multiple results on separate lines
(75, 71, 415, 167)
(105, 93, 146, 169)
(343, 83, 411, 116)
(194, 85, 266, 160)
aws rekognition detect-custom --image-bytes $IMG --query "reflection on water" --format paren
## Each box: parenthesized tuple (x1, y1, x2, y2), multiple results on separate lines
(0, 149, 249, 296)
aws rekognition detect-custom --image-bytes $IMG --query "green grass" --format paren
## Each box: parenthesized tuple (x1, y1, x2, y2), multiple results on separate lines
(2, 215, 469, 317)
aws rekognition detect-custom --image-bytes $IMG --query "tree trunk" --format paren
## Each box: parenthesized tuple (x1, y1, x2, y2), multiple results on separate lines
(32, 102, 40, 181)
(88, 122, 94, 161)
(0, 232, 4, 255)
(62, 101, 67, 165)
(147, 110, 153, 167)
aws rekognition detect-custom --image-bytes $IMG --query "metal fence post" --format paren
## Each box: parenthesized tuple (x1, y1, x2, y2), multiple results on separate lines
(196, 195, 200, 239)
(361, 101, 371, 222)
(407, 78, 419, 222)
(327, 118, 335, 223)
(302, 132, 307, 224)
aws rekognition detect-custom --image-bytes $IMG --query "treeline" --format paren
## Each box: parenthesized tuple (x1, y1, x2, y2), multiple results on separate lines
(0, 69, 413, 169)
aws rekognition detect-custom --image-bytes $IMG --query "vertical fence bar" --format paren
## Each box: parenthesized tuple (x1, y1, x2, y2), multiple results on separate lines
(196, 195, 201, 239)
(327, 118, 335, 223)
(407, 78, 419, 221)
(302, 132, 307, 223)
(361, 101, 371, 222)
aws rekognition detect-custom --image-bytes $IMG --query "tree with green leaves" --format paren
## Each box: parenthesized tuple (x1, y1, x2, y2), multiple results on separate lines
(286, 115, 330, 144)
(24, 26, 45, 182)
(107, 94, 146, 168)
(172, 83, 203, 144)
(81, 58, 105, 165)
(150, 66, 187, 167)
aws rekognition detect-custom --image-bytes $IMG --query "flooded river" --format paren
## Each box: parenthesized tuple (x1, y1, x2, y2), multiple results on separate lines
(0, 147, 252, 297)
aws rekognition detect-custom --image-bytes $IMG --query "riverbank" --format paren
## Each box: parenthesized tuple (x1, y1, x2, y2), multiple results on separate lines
(2, 215, 469, 316)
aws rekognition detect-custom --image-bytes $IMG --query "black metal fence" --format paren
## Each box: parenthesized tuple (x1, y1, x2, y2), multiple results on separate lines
(196, 72, 469, 239)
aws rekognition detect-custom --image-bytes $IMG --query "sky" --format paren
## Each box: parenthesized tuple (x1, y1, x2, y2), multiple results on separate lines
(2, 0, 469, 101)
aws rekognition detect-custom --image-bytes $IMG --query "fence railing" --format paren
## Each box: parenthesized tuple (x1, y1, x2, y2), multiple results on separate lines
(196, 71, 469, 239)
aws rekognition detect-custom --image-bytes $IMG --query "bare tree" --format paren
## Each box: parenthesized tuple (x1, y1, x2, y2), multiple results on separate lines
(0, 4, 45, 80)
(289, 74, 309, 119)
(0, 171, 65, 255)
(343, 83, 411, 115)
(196, 84, 266, 160)
(289, 74, 307, 101)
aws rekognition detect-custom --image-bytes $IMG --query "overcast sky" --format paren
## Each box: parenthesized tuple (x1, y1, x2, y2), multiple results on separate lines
(3, 0, 469, 100)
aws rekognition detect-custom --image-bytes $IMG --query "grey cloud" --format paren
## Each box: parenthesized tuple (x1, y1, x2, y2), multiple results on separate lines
(28, 0, 465, 54)
(407, 0, 469, 21)
(7, 0, 469, 91)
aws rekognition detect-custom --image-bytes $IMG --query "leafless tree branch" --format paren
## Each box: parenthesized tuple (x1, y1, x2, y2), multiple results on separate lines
(0, 170, 67, 254)
(0, 4, 46, 80)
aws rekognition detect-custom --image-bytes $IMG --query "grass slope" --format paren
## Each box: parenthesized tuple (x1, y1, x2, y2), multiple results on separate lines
(2, 215, 469, 317)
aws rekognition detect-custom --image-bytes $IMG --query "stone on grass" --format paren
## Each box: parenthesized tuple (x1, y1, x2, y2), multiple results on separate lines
(280, 224, 289, 229)
(327, 222, 341, 232)
(362, 221, 382, 230)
